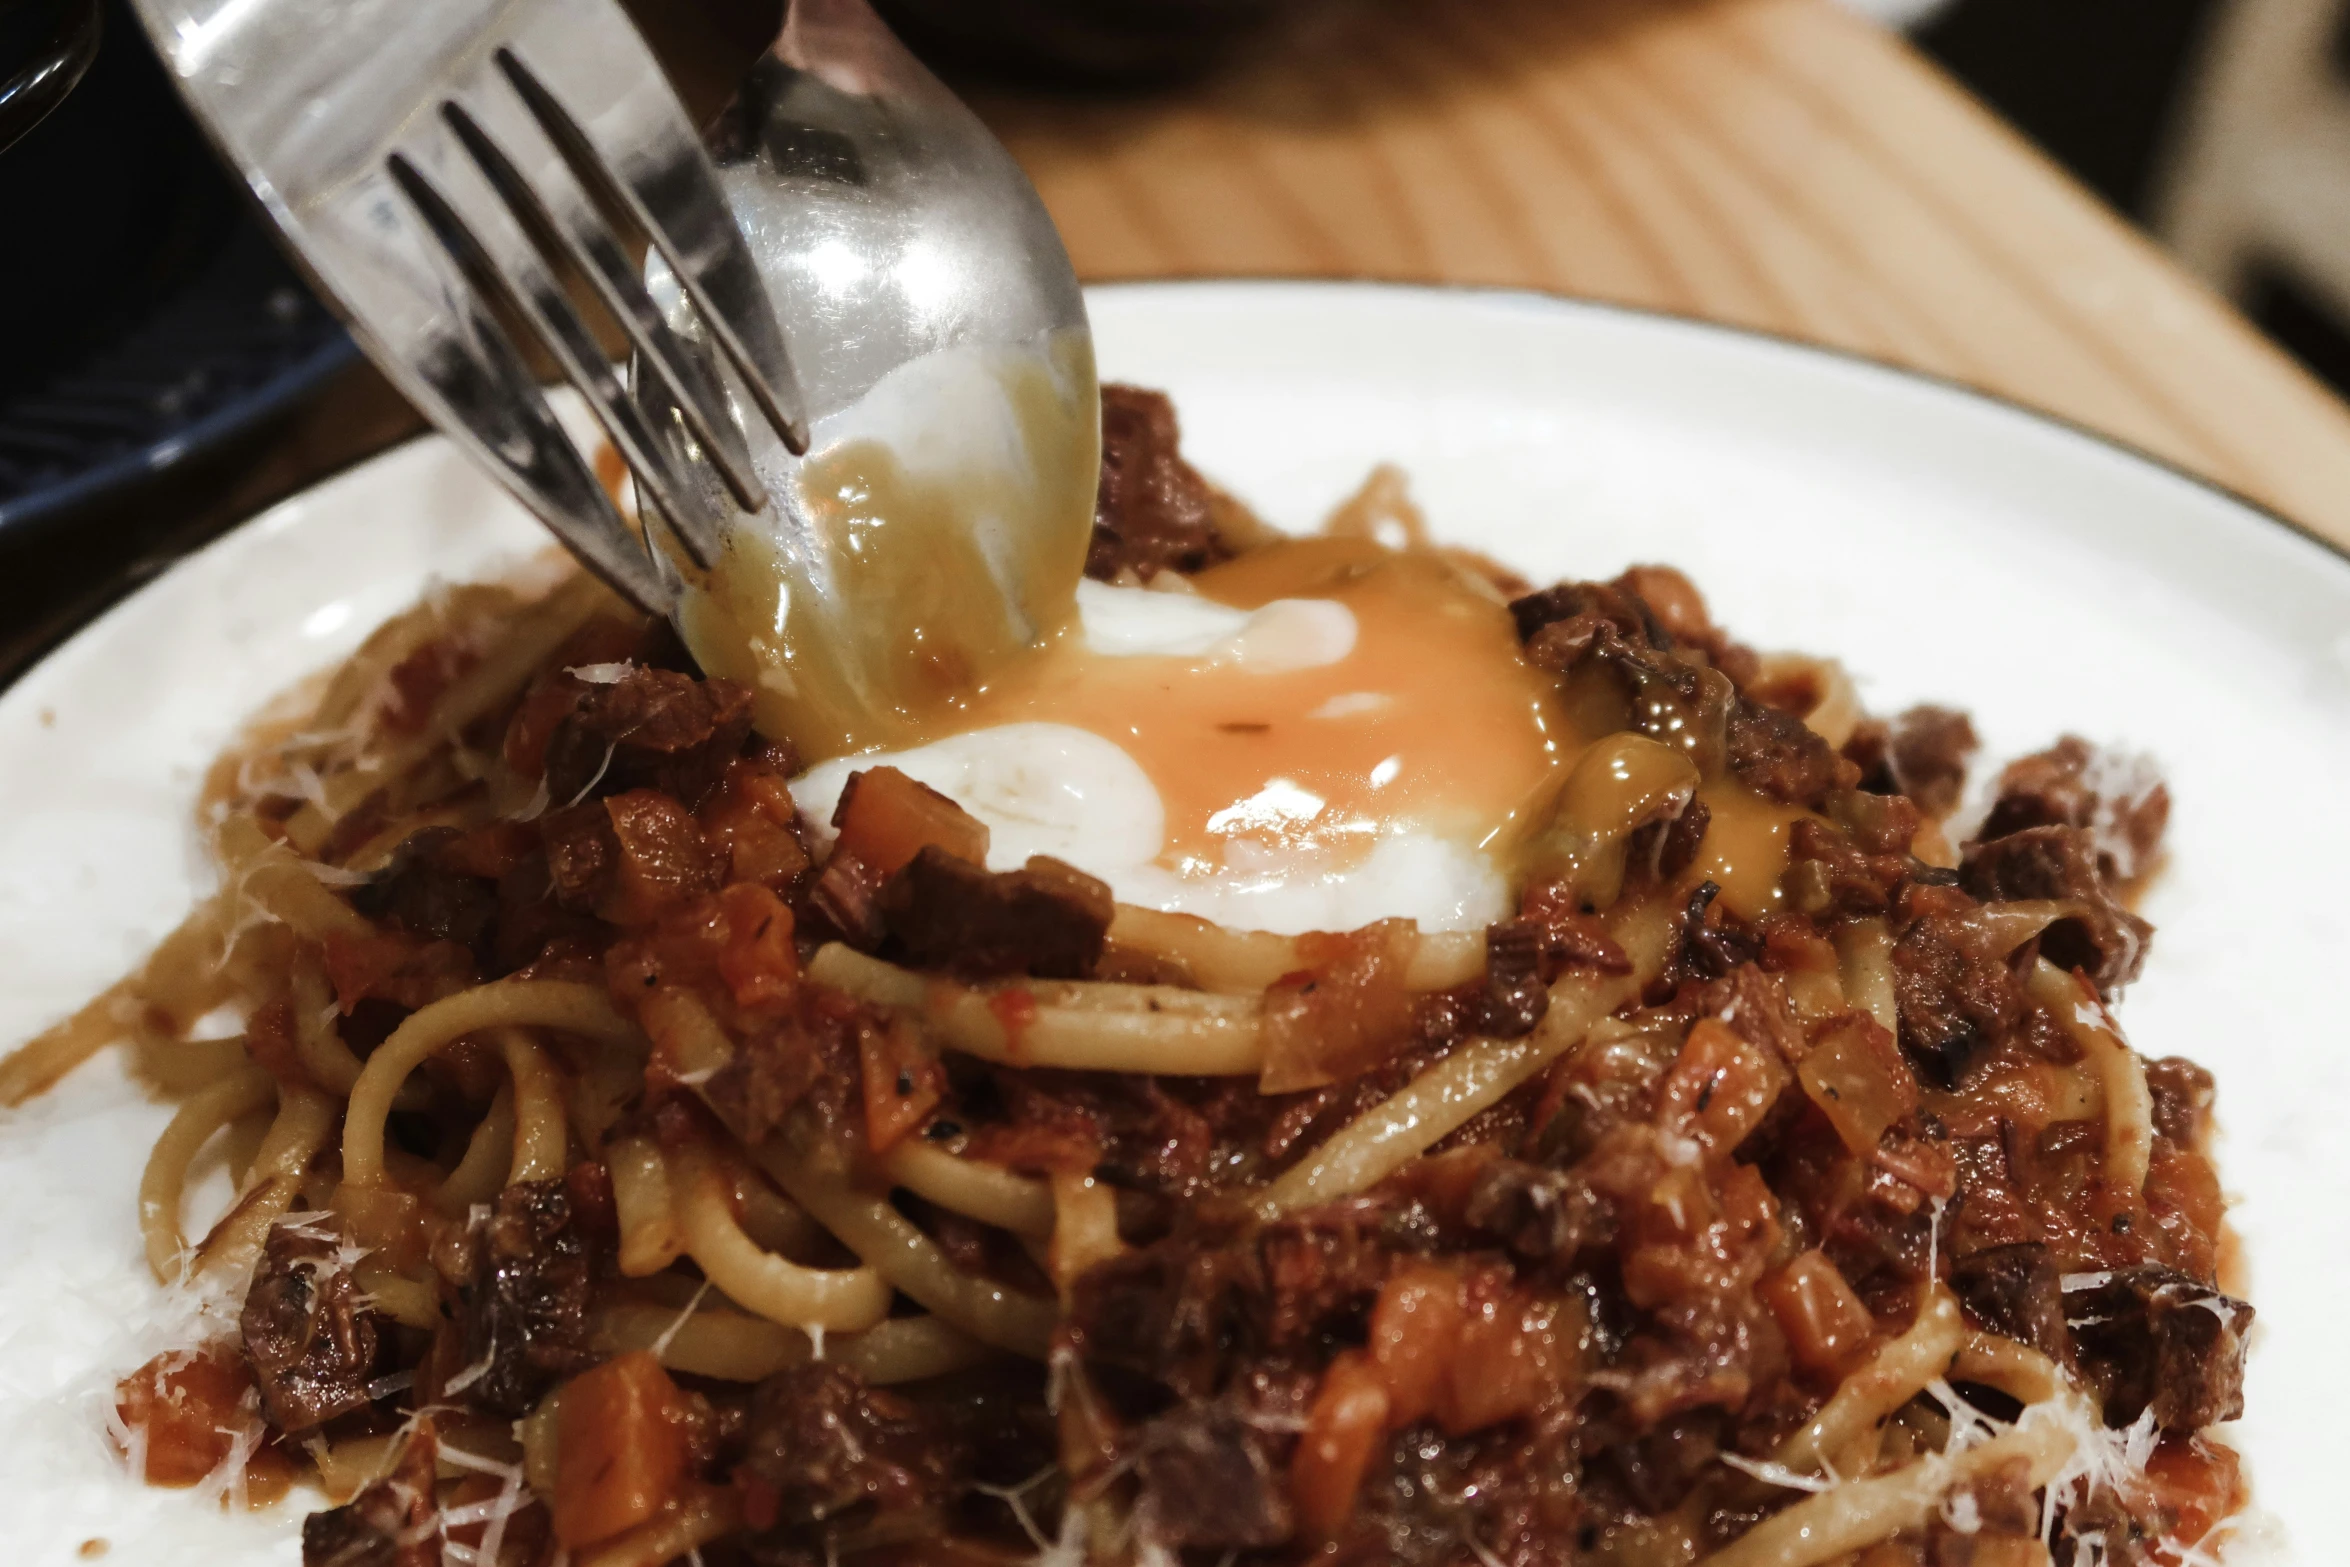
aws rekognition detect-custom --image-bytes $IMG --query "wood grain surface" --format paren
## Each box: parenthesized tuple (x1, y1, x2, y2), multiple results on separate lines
(978, 0, 2350, 545)
(29, 0, 2350, 676)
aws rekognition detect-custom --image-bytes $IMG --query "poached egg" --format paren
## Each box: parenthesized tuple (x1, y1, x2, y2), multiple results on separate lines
(792, 535, 1575, 934)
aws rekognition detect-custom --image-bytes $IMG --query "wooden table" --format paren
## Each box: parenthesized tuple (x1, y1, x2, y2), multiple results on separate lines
(22, 0, 2350, 674)
(983, 0, 2350, 545)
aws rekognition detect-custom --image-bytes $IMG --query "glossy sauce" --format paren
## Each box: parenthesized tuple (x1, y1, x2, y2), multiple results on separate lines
(678, 332, 1099, 759)
(960, 537, 1573, 877)
(1693, 782, 1809, 920)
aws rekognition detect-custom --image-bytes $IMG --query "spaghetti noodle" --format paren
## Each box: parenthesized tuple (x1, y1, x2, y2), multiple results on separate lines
(8, 387, 2249, 1567)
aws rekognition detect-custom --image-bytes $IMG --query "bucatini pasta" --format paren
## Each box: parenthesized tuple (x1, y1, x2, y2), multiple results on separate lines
(7, 385, 2248, 1567)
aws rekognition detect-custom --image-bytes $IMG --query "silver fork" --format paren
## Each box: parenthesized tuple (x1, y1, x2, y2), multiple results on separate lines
(125, 0, 815, 616)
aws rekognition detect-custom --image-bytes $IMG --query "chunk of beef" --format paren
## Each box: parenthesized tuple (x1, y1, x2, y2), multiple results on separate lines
(1625, 797, 1713, 891)
(1787, 817, 1907, 919)
(2064, 1267, 2252, 1432)
(1726, 697, 1850, 808)
(1949, 1242, 2068, 1361)
(1129, 1403, 1294, 1551)
(807, 848, 888, 949)
(1088, 384, 1232, 581)
(1848, 706, 1979, 817)
(701, 994, 868, 1148)
(1889, 706, 1979, 816)
(1356, 1418, 1583, 1567)
(349, 828, 497, 959)
(1463, 1158, 1604, 1263)
(1509, 578, 1671, 659)
(541, 667, 753, 810)
(734, 1363, 958, 1527)
(2144, 1055, 2215, 1145)
(242, 1223, 382, 1432)
(1600, 1409, 1724, 1513)
(1068, 1206, 1395, 1399)
(302, 1419, 438, 1567)
(1961, 824, 2151, 994)
(1515, 886, 1636, 977)
(540, 800, 617, 911)
(454, 1181, 596, 1417)
(1696, 963, 1808, 1067)
(964, 1071, 1221, 1196)
(1978, 736, 2169, 884)
(1829, 788, 1923, 857)
(1479, 918, 1551, 1037)
(1891, 910, 2023, 1089)
(1613, 565, 1724, 659)
(1668, 881, 1760, 986)
(876, 847, 1114, 980)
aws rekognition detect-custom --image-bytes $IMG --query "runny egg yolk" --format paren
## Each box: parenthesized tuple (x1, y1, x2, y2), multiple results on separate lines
(956, 536, 1571, 878)
(788, 529, 1820, 934)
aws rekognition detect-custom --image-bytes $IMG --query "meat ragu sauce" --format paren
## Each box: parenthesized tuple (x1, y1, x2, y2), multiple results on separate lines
(23, 385, 2245, 1567)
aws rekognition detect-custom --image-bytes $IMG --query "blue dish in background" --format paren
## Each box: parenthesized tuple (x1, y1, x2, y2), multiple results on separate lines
(0, 0, 355, 542)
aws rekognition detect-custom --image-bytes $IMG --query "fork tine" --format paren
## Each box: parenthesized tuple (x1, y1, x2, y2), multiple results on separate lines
(446, 82, 772, 522)
(395, 114, 728, 572)
(381, 149, 672, 616)
(494, 45, 813, 458)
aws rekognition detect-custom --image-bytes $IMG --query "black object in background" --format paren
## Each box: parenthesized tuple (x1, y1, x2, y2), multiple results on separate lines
(0, 0, 101, 155)
(1916, 0, 2222, 220)
(1919, 0, 2350, 401)
(0, 0, 353, 541)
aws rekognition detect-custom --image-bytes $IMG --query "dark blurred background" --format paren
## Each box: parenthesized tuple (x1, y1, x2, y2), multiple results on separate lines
(3, 0, 2345, 677)
(1911, 0, 2350, 388)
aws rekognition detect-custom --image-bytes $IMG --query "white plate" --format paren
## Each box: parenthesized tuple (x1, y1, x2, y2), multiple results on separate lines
(0, 281, 2336, 1563)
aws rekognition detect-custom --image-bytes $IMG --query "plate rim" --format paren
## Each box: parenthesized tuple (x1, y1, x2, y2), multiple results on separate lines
(0, 272, 2329, 1562)
(0, 327, 361, 539)
(5, 275, 2344, 707)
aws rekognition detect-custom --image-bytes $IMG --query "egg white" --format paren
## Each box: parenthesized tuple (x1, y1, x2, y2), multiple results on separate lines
(792, 582, 1511, 934)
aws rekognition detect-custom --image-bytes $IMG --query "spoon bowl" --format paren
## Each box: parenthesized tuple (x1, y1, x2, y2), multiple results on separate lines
(648, 0, 1100, 762)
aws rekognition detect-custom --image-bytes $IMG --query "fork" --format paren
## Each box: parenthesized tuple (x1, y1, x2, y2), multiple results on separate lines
(124, 0, 814, 616)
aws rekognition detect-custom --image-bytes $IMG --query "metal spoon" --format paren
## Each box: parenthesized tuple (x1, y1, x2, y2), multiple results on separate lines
(645, 0, 1099, 763)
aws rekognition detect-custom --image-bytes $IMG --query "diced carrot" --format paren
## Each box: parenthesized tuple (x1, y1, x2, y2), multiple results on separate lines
(1716, 1161, 1784, 1259)
(240, 1444, 297, 1509)
(1290, 1351, 1391, 1539)
(1367, 1261, 1465, 1429)
(1438, 1289, 1585, 1435)
(319, 929, 417, 1013)
(115, 1346, 254, 1486)
(715, 883, 798, 1009)
(1797, 1012, 1917, 1157)
(861, 1018, 945, 1154)
(1760, 1249, 1874, 1378)
(552, 1351, 692, 1548)
(831, 766, 989, 877)
(2143, 1437, 2244, 1564)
